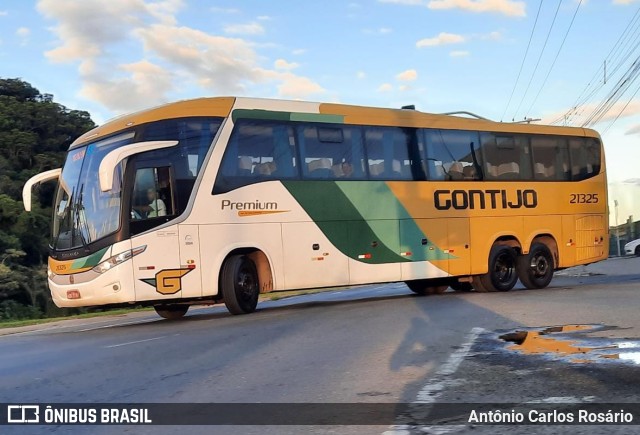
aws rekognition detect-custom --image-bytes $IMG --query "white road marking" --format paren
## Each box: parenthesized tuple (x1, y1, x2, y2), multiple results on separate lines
(103, 335, 174, 348)
(384, 327, 485, 435)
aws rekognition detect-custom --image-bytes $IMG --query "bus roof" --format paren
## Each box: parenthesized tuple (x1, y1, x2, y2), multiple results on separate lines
(70, 96, 601, 149)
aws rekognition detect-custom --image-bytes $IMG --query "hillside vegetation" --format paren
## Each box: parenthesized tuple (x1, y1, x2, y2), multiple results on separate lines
(0, 78, 95, 319)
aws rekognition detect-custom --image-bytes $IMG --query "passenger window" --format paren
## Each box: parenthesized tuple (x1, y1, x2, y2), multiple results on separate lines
(131, 167, 174, 221)
(363, 127, 413, 180)
(298, 124, 365, 179)
(570, 137, 601, 181)
(531, 136, 570, 181)
(424, 129, 482, 181)
(480, 133, 531, 180)
(142, 117, 222, 212)
(215, 120, 298, 192)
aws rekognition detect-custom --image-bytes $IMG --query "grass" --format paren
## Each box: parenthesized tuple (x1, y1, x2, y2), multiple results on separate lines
(0, 307, 153, 329)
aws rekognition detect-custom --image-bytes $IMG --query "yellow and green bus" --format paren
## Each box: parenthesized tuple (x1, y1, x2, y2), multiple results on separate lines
(23, 97, 608, 319)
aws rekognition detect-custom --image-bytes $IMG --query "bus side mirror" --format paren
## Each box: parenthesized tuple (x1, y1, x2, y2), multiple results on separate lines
(98, 140, 179, 192)
(22, 168, 62, 212)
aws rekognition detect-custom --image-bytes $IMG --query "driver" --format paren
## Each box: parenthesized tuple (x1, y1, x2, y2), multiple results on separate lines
(134, 188, 167, 218)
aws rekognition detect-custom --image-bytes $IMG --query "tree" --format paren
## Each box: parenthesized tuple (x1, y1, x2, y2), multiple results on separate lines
(0, 78, 96, 319)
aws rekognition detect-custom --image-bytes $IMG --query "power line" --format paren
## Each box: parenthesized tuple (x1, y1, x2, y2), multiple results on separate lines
(512, 0, 563, 121)
(602, 81, 640, 134)
(500, 0, 544, 122)
(524, 0, 582, 118)
(551, 6, 640, 125)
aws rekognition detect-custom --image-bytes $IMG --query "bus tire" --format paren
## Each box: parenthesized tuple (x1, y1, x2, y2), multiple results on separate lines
(405, 281, 448, 295)
(517, 242, 554, 289)
(478, 245, 519, 292)
(450, 281, 473, 292)
(221, 255, 260, 315)
(154, 304, 189, 320)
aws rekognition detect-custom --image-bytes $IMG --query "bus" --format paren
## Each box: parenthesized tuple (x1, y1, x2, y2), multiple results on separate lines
(23, 97, 608, 319)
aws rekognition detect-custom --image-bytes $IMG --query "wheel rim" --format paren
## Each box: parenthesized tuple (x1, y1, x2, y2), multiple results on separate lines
(237, 266, 257, 302)
(530, 253, 550, 278)
(494, 251, 515, 284)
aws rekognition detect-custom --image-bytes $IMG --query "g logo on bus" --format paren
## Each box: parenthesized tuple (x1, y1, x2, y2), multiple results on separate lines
(141, 268, 193, 295)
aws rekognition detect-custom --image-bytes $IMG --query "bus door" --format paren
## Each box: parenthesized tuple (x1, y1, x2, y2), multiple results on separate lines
(127, 161, 189, 300)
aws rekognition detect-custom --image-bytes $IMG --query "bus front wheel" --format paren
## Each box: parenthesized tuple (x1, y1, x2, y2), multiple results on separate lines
(154, 304, 189, 320)
(221, 255, 260, 315)
(517, 243, 554, 289)
(476, 245, 519, 292)
(405, 281, 448, 295)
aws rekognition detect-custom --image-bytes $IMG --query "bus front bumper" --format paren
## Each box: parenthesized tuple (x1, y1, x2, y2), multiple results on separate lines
(48, 262, 136, 308)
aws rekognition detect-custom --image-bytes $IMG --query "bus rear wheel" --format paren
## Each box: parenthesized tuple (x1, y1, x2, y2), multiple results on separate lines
(154, 304, 189, 320)
(405, 281, 448, 295)
(221, 255, 260, 315)
(517, 242, 554, 289)
(477, 245, 519, 292)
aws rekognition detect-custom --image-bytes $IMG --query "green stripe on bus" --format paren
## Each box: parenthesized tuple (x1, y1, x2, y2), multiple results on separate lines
(231, 109, 344, 124)
(289, 113, 344, 124)
(71, 246, 109, 269)
(282, 181, 408, 264)
(336, 182, 452, 261)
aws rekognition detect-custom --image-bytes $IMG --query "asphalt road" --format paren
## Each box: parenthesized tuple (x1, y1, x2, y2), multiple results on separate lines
(2, 257, 640, 435)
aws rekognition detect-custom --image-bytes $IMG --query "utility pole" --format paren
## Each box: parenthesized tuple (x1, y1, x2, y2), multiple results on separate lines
(615, 199, 621, 256)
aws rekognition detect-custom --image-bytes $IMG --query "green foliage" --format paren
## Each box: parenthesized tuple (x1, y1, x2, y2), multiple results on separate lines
(0, 78, 96, 319)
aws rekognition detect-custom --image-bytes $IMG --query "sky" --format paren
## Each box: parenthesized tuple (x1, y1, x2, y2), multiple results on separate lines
(1, 0, 640, 225)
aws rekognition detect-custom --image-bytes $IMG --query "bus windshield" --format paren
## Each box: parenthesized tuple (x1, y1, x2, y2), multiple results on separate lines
(52, 132, 134, 250)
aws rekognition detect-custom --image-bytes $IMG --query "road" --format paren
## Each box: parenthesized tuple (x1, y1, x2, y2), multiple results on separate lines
(1, 257, 640, 434)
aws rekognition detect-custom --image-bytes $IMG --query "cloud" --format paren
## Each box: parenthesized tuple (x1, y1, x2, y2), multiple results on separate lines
(80, 59, 174, 113)
(379, 0, 427, 4)
(356, 71, 366, 79)
(0, 10, 8, 16)
(274, 59, 299, 70)
(416, 32, 465, 47)
(378, 83, 393, 92)
(542, 99, 640, 126)
(614, 0, 640, 4)
(210, 7, 240, 13)
(427, 0, 525, 16)
(37, 0, 325, 113)
(379, 27, 392, 34)
(482, 30, 502, 40)
(292, 48, 307, 55)
(396, 69, 418, 81)
(379, 0, 525, 16)
(257, 15, 271, 21)
(16, 27, 30, 37)
(450, 50, 470, 57)
(223, 22, 265, 35)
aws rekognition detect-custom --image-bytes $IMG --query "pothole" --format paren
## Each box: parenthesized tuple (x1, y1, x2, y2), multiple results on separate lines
(498, 324, 640, 364)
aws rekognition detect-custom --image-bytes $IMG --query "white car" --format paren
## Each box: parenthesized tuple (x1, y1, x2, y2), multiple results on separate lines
(624, 239, 640, 256)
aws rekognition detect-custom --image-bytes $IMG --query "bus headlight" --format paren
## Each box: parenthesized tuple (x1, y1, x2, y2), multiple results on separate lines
(92, 245, 146, 274)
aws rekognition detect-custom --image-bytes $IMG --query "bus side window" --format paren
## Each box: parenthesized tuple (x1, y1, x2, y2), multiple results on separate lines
(531, 136, 570, 181)
(424, 129, 482, 181)
(131, 167, 174, 221)
(480, 133, 531, 180)
(570, 137, 601, 180)
(298, 124, 366, 180)
(363, 127, 413, 180)
(214, 119, 298, 193)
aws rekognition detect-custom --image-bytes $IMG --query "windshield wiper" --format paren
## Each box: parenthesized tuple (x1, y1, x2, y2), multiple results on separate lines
(74, 183, 91, 249)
